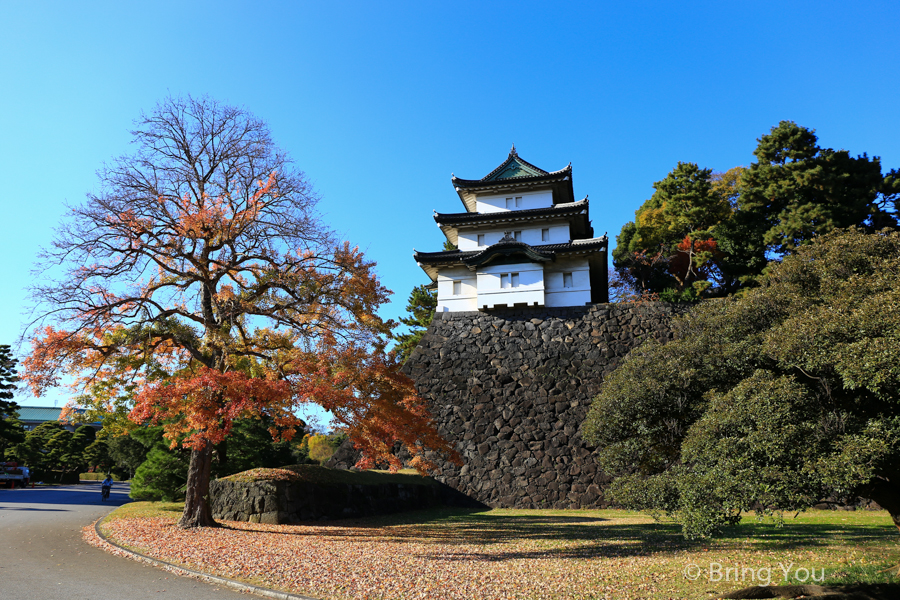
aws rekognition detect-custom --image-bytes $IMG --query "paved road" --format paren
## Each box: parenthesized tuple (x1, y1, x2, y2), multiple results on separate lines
(0, 482, 250, 600)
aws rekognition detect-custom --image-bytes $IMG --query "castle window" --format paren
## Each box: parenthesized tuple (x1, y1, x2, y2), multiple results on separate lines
(477, 233, 485, 246)
(453, 280, 462, 295)
(563, 272, 573, 288)
(505, 196, 522, 209)
(513, 230, 522, 241)
(501, 273, 520, 288)
(541, 228, 549, 242)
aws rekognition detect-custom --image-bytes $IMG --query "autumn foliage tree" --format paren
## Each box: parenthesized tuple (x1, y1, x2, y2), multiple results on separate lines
(22, 96, 455, 528)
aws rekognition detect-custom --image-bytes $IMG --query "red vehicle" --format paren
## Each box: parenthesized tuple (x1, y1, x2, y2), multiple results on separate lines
(0, 461, 29, 487)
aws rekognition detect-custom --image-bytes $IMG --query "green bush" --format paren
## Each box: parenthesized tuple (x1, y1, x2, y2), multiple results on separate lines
(130, 448, 188, 501)
(79, 472, 124, 481)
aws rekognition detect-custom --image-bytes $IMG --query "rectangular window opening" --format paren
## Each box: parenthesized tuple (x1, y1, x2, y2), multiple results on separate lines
(541, 228, 549, 242)
(477, 233, 485, 246)
(511, 273, 520, 287)
(453, 280, 462, 296)
(500, 274, 509, 289)
(563, 272, 573, 288)
(513, 230, 522, 241)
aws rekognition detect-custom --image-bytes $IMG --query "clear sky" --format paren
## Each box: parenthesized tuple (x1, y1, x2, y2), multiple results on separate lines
(2, 1, 898, 411)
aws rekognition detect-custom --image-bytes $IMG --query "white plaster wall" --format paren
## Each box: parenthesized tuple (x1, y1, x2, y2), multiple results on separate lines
(544, 256, 591, 307)
(436, 267, 477, 312)
(457, 222, 571, 250)
(476, 262, 545, 309)
(475, 190, 553, 213)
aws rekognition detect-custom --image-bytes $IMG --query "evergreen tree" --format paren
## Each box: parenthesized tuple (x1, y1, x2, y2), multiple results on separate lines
(127, 426, 189, 501)
(130, 447, 189, 501)
(83, 439, 113, 472)
(0, 345, 24, 453)
(107, 432, 151, 479)
(739, 121, 887, 256)
(214, 417, 297, 475)
(586, 228, 900, 538)
(392, 285, 437, 363)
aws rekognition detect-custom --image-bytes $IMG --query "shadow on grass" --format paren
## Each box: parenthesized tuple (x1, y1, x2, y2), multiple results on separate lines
(220, 507, 898, 562)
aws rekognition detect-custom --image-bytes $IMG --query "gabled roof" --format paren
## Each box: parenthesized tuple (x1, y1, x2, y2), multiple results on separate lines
(481, 145, 549, 181)
(450, 146, 575, 211)
(413, 235, 608, 281)
(462, 233, 555, 269)
(434, 199, 593, 246)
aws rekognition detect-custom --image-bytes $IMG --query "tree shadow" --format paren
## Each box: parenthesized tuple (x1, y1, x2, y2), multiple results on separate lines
(220, 508, 898, 562)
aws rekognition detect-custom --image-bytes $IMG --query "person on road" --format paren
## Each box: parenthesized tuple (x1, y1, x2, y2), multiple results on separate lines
(101, 474, 113, 500)
(21, 466, 29, 487)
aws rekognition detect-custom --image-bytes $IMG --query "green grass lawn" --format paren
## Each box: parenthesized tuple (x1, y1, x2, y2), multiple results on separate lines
(98, 504, 900, 599)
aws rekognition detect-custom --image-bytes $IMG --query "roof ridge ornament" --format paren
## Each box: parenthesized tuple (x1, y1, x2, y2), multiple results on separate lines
(510, 143, 517, 156)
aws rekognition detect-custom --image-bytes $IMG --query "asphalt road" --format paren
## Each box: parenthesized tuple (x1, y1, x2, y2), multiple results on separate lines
(0, 482, 250, 600)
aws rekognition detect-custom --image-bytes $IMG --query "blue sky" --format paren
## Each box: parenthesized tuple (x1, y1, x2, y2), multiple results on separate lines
(2, 1, 898, 411)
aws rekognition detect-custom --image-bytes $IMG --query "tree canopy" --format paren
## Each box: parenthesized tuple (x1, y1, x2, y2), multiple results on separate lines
(22, 95, 456, 527)
(585, 228, 900, 538)
(613, 122, 896, 299)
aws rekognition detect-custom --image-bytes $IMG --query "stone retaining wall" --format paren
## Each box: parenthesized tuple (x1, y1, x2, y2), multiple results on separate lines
(398, 302, 686, 509)
(210, 477, 484, 524)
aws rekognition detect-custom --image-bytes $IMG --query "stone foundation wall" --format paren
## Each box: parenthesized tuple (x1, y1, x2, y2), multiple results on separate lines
(210, 478, 463, 524)
(400, 302, 686, 509)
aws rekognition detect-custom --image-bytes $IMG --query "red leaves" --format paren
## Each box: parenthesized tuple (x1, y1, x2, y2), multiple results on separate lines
(131, 367, 295, 449)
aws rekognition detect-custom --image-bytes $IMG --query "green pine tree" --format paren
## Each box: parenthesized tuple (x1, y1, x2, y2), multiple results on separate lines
(0, 345, 24, 454)
(392, 285, 437, 363)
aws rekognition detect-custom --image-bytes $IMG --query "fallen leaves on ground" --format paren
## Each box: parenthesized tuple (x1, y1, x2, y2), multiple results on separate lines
(83, 508, 899, 600)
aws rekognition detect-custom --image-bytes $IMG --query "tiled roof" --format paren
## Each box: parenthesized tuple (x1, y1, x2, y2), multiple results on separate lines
(449, 147, 576, 212)
(414, 236, 608, 265)
(16, 406, 89, 422)
(451, 146, 569, 187)
(434, 199, 588, 225)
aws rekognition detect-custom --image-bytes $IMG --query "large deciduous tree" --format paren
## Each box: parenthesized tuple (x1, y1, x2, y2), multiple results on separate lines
(22, 95, 455, 528)
(585, 228, 900, 538)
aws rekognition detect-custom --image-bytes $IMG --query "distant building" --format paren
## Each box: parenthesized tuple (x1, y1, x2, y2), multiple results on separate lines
(15, 406, 101, 432)
(414, 147, 608, 312)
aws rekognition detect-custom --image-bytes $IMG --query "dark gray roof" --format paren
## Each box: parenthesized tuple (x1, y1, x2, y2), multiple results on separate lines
(414, 236, 608, 266)
(434, 199, 588, 225)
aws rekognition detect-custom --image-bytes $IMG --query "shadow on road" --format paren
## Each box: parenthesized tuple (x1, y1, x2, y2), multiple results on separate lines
(0, 482, 132, 508)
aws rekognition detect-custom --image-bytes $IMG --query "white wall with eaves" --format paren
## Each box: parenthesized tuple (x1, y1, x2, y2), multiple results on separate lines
(436, 266, 477, 312)
(475, 190, 553, 213)
(544, 256, 591, 307)
(456, 223, 570, 251)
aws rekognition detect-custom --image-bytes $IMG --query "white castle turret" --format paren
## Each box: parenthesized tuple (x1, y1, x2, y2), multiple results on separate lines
(414, 147, 608, 312)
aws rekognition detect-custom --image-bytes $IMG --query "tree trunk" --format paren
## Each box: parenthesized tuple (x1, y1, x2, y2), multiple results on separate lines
(177, 443, 218, 529)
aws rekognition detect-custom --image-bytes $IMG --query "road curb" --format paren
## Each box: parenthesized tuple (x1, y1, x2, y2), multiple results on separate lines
(93, 518, 321, 600)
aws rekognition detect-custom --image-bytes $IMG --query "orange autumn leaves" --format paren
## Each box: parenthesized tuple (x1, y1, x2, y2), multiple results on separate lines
(23, 174, 457, 473)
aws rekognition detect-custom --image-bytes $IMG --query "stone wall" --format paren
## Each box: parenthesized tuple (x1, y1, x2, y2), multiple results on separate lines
(400, 302, 686, 509)
(210, 477, 478, 524)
